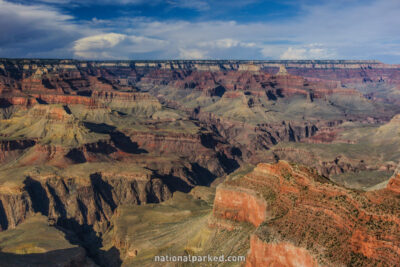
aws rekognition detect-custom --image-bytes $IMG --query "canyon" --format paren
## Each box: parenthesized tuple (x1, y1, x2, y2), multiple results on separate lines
(1, 59, 400, 266)
(216, 161, 400, 266)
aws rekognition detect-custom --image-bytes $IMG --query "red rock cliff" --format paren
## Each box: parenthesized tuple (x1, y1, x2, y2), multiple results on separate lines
(213, 185, 267, 227)
(246, 234, 319, 267)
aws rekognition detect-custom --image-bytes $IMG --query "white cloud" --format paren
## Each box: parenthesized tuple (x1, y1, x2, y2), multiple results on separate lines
(241, 42, 256, 48)
(179, 48, 207, 59)
(199, 38, 256, 49)
(280, 44, 336, 60)
(280, 47, 307, 60)
(73, 32, 168, 59)
(214, 38, 239, 48)
(0, 0, 92, 58)
(128, 35, 169, 53)
(74, 33, 126, 51)
(125, 20, 266, 59)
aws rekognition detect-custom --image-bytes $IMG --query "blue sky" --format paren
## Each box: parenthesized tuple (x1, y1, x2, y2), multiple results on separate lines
(1, 0, 400, 62)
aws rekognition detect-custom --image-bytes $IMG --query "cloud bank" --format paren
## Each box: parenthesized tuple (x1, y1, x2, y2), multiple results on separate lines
(1, 0, 400, 62)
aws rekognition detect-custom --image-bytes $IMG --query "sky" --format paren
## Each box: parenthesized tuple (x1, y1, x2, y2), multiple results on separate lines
(0, 0, 400, 62)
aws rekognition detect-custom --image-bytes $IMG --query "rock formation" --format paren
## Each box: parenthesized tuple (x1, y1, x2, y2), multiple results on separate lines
(212, 161, 400, 266)
(276, 65, 288, 75)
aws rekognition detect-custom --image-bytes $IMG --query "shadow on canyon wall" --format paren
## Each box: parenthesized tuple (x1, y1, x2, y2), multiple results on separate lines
(22, 177, 123, 267)
(84, 122, 148, 154)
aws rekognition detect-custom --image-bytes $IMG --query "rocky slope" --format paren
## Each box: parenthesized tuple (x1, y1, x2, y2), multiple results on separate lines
(213, 161, 400, 266)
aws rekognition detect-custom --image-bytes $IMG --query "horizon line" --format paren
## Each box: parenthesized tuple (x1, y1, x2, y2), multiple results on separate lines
(0, 58, 389, 64)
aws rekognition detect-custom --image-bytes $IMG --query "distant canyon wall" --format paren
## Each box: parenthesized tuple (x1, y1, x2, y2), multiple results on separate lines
(1, 58, 398, 72)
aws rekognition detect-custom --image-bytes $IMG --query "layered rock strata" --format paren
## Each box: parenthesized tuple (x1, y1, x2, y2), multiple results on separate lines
(212, 161, 400, 266)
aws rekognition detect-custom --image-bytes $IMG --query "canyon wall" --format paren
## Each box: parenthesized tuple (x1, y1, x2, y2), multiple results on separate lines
(0, 169, 171, 233)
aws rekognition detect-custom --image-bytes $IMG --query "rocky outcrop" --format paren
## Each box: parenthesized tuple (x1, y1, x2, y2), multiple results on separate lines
(33, 94, 97, 106)
(213, 185, 267, 227)
(0, 139, 36, 163)
(386, 174, 400, 194)
(1, 91, 160, 111)
(246, 234, 319, 267)
(211, 161, 400, 266)
(0, 96, 37, 108)
(0, 186, 33, 231)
